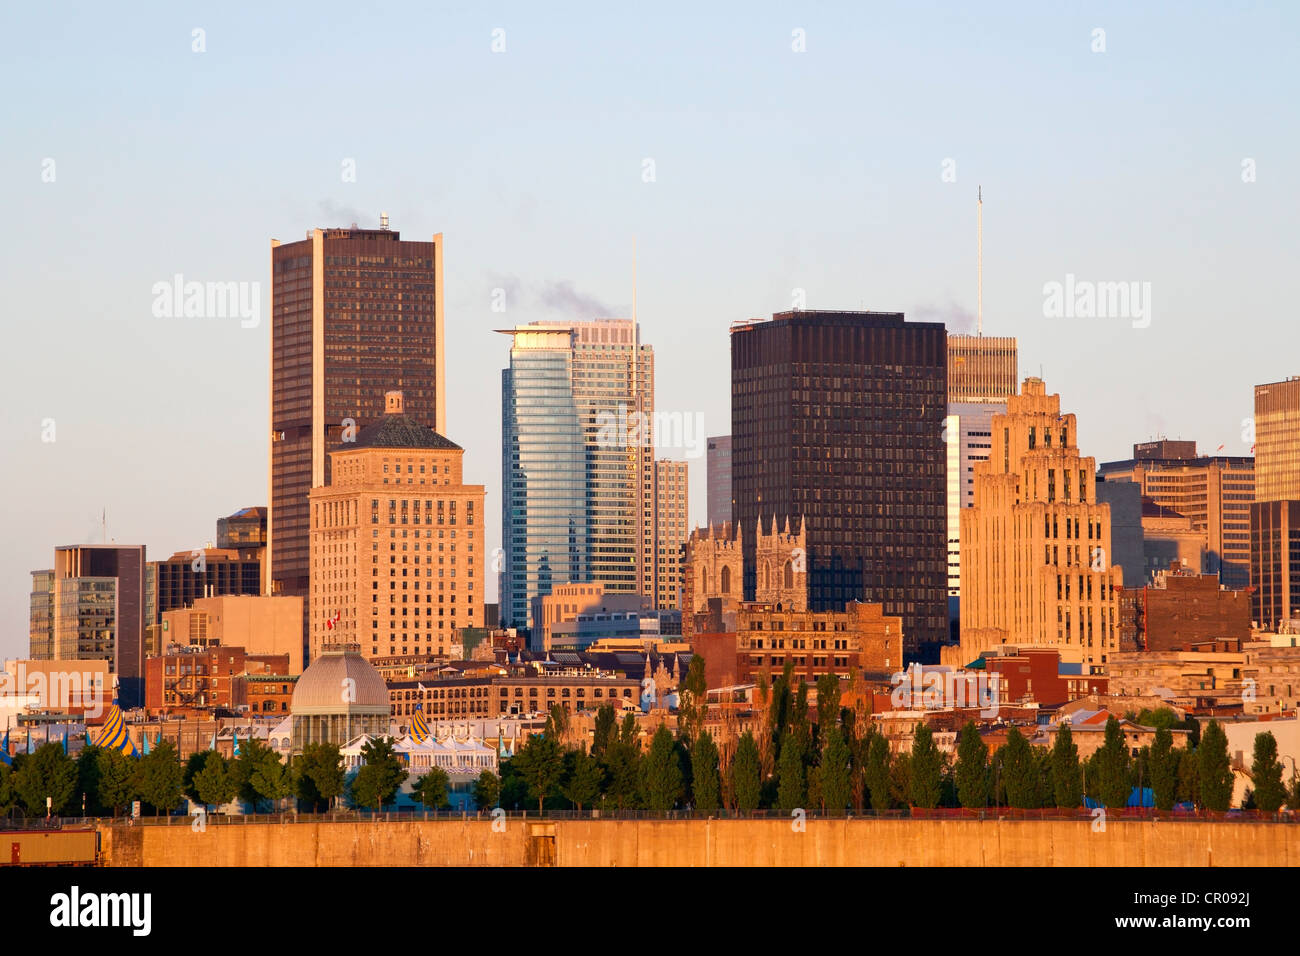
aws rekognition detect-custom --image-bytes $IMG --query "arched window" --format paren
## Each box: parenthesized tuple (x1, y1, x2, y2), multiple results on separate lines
(720, 566, 731, 594)
(783, 560, 794, 590)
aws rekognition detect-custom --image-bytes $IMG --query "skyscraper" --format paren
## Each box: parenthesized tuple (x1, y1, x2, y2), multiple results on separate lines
(268, 224, 444, 660)
(947, 334, 1018, 403)
(499, 319, 654, 629)
(951, 378, 1123, 670)
(1254, 377, 1300, 502)
(706, 435, 733, 526)
(730, 310, 948, 660)
(944, 335, 1018, 606)
(651, 459, 689, 610)
(1098, 441, 1254, 589)
(33, 545, 149, 706)
(308, 389, 484, 663)
(1251, 500, 1300, 630)
(1252, 377, 1300, 628)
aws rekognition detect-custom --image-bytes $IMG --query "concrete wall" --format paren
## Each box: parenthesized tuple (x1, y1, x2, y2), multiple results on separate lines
(100, 818, 1299, 867)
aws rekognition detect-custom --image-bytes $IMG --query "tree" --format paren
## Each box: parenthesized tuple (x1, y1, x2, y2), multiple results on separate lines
(513, 734, 565, 814)
(1095, 717, 1132, 809)
(601, 735, 641, 813)
(75, 745, 104, 816)
(691, 730, 722, 812)
(350, 737, 407, 811)
(1049, 722, 1084, 809)
(231, 738, 283, 807)
(1176, 747, 1200, 808)
(820, 725, 852, 813)
(193, 752, 237, 810)
(731, 731, 762, 813)
(591, 704, 618, 758)
(999, 727, 1037, 809)
(96, 747, 138, 817)
(678, 655, 708, 745)
(413, 767, 451, 810)
(294, 743, 345, 812)
(908, 724, 943, 809)
(1198, 720, 1234, 812)
(640, 725, 683, 814)
(1149, 727, 1178, 811)
(1250, 731, 1285, 813)
(472, 770, 501, 810)
(135, 741, 184, 816)
(544, 704, 569, 743)
(0, 763, 15, 814)
(562, 748, 603, 812)
(249, 754, 291, 807)
(776, 730, 806, 811)
(182, 751, 210, 803)
(1135, 708, 1180, 731)
(954, 721, 990, 809)
(864, 731, 892, 811)
(14, 742, 78, 816)
(815, 674, 841, 736)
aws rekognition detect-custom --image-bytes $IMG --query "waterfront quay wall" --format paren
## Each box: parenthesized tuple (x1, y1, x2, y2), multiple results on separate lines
(100, 818, 1295, 867)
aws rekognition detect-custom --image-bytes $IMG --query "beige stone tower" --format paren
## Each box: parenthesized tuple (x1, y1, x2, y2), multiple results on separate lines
(754, 516, 808, 610)
(308, 389, 485, 665)
(950, 378, 1123, 669)
(681, 522, 743, 637)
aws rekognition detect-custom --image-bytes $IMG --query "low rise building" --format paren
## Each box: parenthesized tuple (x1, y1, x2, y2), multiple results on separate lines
(736, 600, 903, 685)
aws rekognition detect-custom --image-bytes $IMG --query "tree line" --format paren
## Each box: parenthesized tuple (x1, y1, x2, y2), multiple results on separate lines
(0, 736, 475, 817)
(487, 661, 1299, 815)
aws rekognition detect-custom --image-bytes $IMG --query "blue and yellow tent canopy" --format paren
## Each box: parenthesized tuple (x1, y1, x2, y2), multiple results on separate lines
(409, 705, 430, 744)
(93, 703, 138, 757)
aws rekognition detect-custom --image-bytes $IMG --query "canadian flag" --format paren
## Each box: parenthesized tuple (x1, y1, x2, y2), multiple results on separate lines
(325, 610, 341, 630)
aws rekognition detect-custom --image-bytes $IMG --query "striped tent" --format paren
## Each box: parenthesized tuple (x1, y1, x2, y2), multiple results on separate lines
(409, 705, 431, 745)
(93, 703, 138, 757)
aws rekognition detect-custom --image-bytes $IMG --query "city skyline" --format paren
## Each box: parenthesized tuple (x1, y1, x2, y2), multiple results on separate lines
(5, 2, 1298, 659)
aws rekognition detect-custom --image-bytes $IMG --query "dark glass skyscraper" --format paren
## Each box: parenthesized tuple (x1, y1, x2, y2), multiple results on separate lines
(269, 224, 444, 662)
(731, 310, 948, 661)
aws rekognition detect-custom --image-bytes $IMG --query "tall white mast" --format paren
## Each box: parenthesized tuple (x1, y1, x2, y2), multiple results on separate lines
(977, 185, 983, 337)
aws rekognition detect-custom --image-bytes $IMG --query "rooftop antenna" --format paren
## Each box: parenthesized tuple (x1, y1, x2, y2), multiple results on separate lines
(102, 508, 107, 544)
(631, 237, 643, 594)
(977, 185, 983, 337)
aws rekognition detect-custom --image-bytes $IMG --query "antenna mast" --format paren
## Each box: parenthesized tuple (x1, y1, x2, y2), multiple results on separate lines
(977, 185, 983, 337)
(631, 238, 643, 595)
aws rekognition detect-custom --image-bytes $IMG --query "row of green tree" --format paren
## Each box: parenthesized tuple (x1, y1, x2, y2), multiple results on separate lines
(490, 661, 1299, 814)
(0, 736, 483, 817)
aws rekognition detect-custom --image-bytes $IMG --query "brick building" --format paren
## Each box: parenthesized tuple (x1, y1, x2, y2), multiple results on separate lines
(145, 646, 291, 714)
(1116, 567, 1253, 652)
(736, 599, 903, 685)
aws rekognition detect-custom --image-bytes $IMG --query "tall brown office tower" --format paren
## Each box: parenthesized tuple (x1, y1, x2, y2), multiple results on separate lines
(269, 224, 444, 664)
(730, 310, 948, 662)
(1252, 377, 1300, 628)
(1254, 377, 1300, 502)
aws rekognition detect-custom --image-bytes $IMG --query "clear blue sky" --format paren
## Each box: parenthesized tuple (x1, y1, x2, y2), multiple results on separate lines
(2, 1, 1295, 659)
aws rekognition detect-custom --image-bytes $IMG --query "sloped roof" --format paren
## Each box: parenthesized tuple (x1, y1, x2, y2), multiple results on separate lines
(353, 414, 461, 451)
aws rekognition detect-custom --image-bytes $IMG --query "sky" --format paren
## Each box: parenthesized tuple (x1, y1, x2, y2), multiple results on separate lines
(2, 1, 1296, 660)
